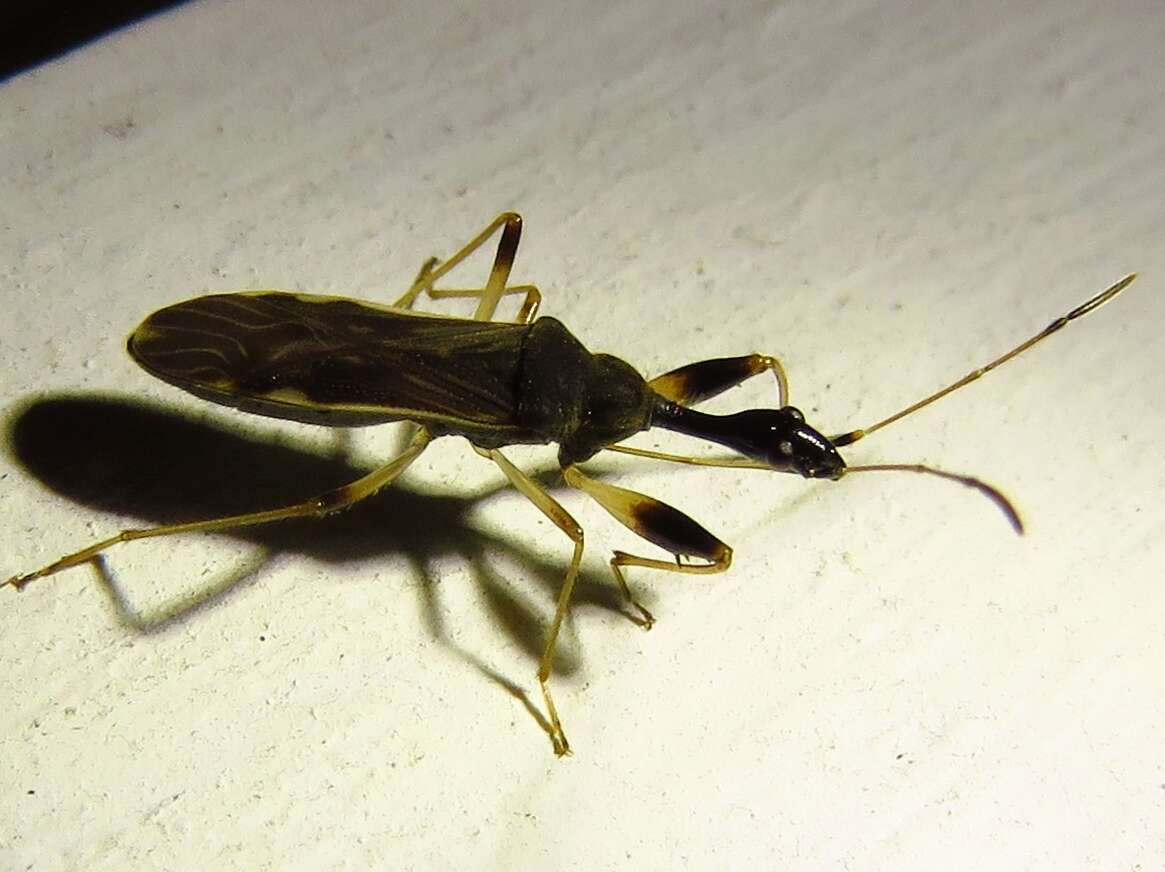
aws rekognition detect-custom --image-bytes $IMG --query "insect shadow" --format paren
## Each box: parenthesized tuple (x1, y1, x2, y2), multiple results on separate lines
(4, 395, 630, 717)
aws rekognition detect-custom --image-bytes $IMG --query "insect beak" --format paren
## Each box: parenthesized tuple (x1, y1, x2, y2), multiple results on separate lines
(800, 454, 846, 480)
(762, 406, 846, 480)
(787, 428, 846, 480)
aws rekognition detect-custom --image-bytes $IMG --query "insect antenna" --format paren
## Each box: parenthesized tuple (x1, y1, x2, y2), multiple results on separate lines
(830, 273, 1137, 448)
(608, 274, 1136, 532)
(610, 440, 1026, 531)
(836, 462, 1023, 533)
(827, 274, 1136, 532)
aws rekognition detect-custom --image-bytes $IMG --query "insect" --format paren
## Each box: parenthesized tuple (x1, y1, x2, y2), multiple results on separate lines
(3, 212, 1135, 756)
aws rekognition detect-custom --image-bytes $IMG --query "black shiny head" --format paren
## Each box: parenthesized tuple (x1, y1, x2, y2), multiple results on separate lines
(720, 407, 845, 479)
(651, 401, 846, 480)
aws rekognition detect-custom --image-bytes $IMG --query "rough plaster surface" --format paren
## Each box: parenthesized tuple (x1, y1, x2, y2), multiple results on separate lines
(2, 1, 1163, 869)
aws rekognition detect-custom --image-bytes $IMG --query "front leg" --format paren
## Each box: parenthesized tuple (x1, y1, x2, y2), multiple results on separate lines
(649, 354, 790, 409)
(562, 465, 732, 630)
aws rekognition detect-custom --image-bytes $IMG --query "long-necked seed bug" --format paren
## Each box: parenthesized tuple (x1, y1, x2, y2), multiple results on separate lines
(4, 212, 1135, 756)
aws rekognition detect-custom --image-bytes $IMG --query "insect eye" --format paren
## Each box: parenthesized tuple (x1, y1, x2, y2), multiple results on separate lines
(784, 406, 804, 423)
(779, 440, 794, 456)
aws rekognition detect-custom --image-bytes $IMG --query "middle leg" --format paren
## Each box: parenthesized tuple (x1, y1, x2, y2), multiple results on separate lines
(480, 446, 584, 757)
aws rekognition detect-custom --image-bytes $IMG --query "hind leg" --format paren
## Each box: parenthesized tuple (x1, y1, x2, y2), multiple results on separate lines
(393, 213, 541, 324)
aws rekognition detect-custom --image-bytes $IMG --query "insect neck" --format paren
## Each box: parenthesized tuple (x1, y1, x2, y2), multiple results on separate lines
(651, 400, 748, 448)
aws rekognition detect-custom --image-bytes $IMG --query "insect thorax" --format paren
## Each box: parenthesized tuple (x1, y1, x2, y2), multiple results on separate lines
(517, 317, 654, 466)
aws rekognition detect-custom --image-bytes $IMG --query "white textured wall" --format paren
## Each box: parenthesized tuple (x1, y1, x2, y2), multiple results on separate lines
(2, 1, 1162, 869)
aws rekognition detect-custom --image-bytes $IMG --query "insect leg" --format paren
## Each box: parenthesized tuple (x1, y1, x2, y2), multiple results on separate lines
(601, 443, 771, 469)
(562, 466, 733, 630)
(395, 255, 441, 308)
(480, 446, 583, 757)
(5, 429, 433, 591)
(397, 254, 541, 324)
(427, 285, 541, 324)
(392, 213, 539, 323)
(649, 354, 790, 408)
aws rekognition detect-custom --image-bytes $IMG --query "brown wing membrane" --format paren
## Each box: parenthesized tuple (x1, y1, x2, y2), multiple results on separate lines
(128, 292, 532, 431)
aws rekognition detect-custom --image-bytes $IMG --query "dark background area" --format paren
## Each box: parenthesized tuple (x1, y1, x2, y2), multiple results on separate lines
(1, 1, 189, 81)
